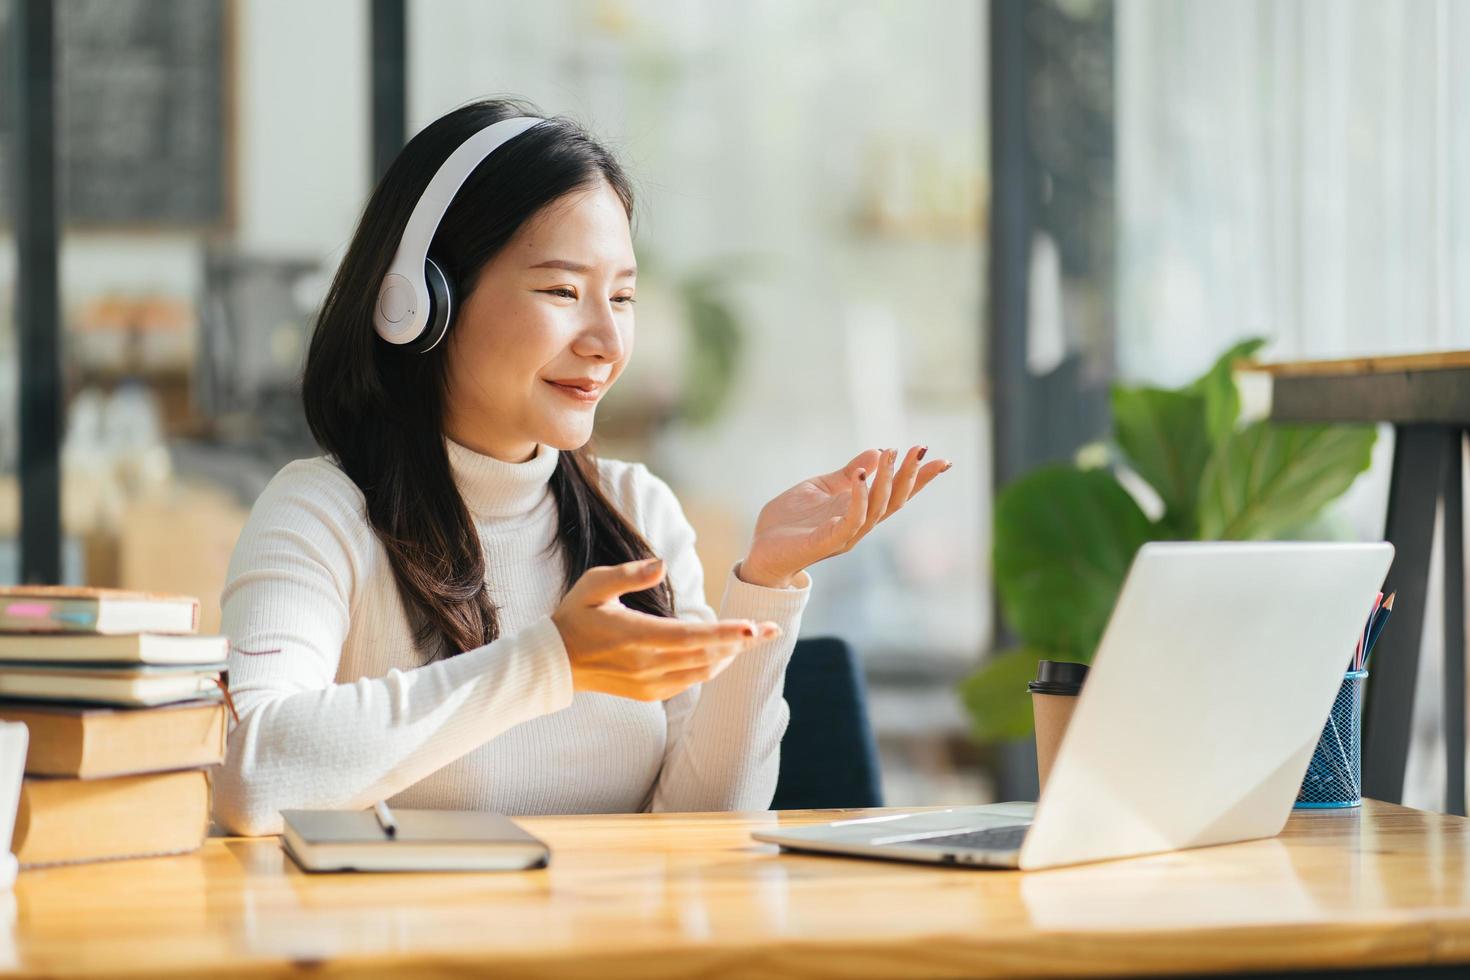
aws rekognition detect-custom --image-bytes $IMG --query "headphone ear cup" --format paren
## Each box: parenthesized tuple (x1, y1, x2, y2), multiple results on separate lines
(414, 257, 455, 353)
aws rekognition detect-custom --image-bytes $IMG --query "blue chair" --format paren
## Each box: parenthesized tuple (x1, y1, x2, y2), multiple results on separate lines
(772, 636, 884, 810)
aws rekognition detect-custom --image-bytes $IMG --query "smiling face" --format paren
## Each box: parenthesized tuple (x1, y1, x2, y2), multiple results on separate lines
(442, 181, 636, 462)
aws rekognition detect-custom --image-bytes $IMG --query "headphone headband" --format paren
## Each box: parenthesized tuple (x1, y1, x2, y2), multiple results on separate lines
(374, 116, 548, 348)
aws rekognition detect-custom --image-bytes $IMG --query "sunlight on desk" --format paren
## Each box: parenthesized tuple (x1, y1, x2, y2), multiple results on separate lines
(6, 802, 1470, 977)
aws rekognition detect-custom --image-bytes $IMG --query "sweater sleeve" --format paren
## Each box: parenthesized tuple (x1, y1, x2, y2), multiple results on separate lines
(628, 467, 812, 813)
(212, 460, 574, 836)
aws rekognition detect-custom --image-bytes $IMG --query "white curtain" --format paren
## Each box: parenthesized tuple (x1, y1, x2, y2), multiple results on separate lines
(1117, 0, 1470, 812)
(1118, 0, 1470, 384)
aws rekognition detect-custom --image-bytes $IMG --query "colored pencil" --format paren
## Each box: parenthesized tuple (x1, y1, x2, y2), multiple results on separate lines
(1355, 592, 1383, 671)
(1363, 592, 1396, 670)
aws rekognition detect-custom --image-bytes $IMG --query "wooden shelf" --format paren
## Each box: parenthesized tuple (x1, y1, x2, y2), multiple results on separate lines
(1246, 350, 1470, 378)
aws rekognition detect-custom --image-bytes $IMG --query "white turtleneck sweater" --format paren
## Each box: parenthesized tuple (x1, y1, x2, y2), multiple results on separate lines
(213, 440, 811, 836)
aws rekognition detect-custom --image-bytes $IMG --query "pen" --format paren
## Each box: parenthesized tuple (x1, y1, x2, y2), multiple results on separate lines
(373, 800, 398, 838)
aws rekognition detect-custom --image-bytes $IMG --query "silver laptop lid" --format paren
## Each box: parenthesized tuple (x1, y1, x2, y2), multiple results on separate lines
(1020, 541, 1392, 870)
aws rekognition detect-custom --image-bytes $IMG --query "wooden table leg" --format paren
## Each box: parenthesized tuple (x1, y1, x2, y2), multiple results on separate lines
(1363, 425, 1449, 804)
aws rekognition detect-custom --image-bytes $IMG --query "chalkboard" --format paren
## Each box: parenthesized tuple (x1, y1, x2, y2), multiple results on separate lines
(0, 0, 231, 229)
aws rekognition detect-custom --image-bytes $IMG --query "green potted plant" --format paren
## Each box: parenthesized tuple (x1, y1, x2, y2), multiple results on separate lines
(960, 339, 1378, 742)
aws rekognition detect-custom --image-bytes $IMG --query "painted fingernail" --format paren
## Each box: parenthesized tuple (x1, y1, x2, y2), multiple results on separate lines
(918, 446, 928, 460)
(942, 462, 952, 472)
(742, 625, 756, 637)
(856, 469, 867, 481)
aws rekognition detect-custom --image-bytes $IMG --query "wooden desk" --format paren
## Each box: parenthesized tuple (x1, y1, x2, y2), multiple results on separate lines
(1249, 351, 1470, 816)
(6, 802, 1470, 978)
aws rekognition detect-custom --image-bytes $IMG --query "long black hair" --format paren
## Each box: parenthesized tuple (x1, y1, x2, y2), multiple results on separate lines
(302, 97, 674, 663)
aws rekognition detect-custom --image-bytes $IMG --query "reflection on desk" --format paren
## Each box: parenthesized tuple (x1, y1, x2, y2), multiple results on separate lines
(8, 801, 1470, 977)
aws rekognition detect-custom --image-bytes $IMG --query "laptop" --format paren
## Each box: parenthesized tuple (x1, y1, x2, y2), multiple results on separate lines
(754, 541, 1394, 871)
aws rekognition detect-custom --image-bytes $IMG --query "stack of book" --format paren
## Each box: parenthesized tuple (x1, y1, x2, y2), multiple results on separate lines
(0, 586, 229, 867)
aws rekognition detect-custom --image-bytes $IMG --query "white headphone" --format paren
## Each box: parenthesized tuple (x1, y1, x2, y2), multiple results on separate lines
(373, 116, 548, 352)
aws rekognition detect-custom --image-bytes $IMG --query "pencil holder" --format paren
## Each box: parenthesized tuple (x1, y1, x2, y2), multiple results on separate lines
(1295, 670, 1368, 809)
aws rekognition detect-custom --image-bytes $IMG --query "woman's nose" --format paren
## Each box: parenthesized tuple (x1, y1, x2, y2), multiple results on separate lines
(572, 303, 626, 361)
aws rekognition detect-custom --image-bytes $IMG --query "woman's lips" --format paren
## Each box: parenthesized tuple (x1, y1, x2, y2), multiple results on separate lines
(545, 379, 602, 404)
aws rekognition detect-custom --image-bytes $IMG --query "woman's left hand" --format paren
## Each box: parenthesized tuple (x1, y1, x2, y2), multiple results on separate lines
(738, 446, 951, 589)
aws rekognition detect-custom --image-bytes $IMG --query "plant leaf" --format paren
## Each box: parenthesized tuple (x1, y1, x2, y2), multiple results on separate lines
(1197, 422, 1378, 540)
(958, 647, 1055, 742)
(1184, 337, 1267, 447)
(994, 465, 1153, 656)
(1110, 385, 1211, 538)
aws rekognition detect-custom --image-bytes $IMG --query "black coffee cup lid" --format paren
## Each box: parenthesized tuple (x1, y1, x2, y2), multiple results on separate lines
(1027, 659, 1089, 696)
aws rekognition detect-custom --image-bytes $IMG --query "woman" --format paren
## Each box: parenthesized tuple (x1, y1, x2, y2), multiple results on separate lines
(214, 98, 949, 836)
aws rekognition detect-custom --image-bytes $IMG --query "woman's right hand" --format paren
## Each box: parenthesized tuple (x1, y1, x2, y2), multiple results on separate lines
(551, 557, 780, 701)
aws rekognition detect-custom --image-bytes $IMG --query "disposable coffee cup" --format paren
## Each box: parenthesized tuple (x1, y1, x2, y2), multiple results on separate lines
(1028, 660, 1089, 793)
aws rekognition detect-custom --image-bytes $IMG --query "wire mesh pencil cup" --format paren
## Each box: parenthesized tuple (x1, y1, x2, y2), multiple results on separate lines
(1295, 670, 1368, 809)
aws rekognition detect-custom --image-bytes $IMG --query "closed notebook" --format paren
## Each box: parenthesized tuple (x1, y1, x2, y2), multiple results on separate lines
(0, 700, 226, 778)
(0, 663, 225, 707)
(13, 769, 210, 867)
(0, 633, 227, 666)
(281, 809, 551, 872)
(0, 586, 199, 635)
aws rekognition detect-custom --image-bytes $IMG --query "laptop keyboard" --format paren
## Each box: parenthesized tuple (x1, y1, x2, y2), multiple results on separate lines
(906, 824, 1030, 852)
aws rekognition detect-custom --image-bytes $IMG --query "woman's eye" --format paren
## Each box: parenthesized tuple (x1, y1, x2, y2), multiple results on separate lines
(544, 288, 576, 299)
(613, 296, 637, 306)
